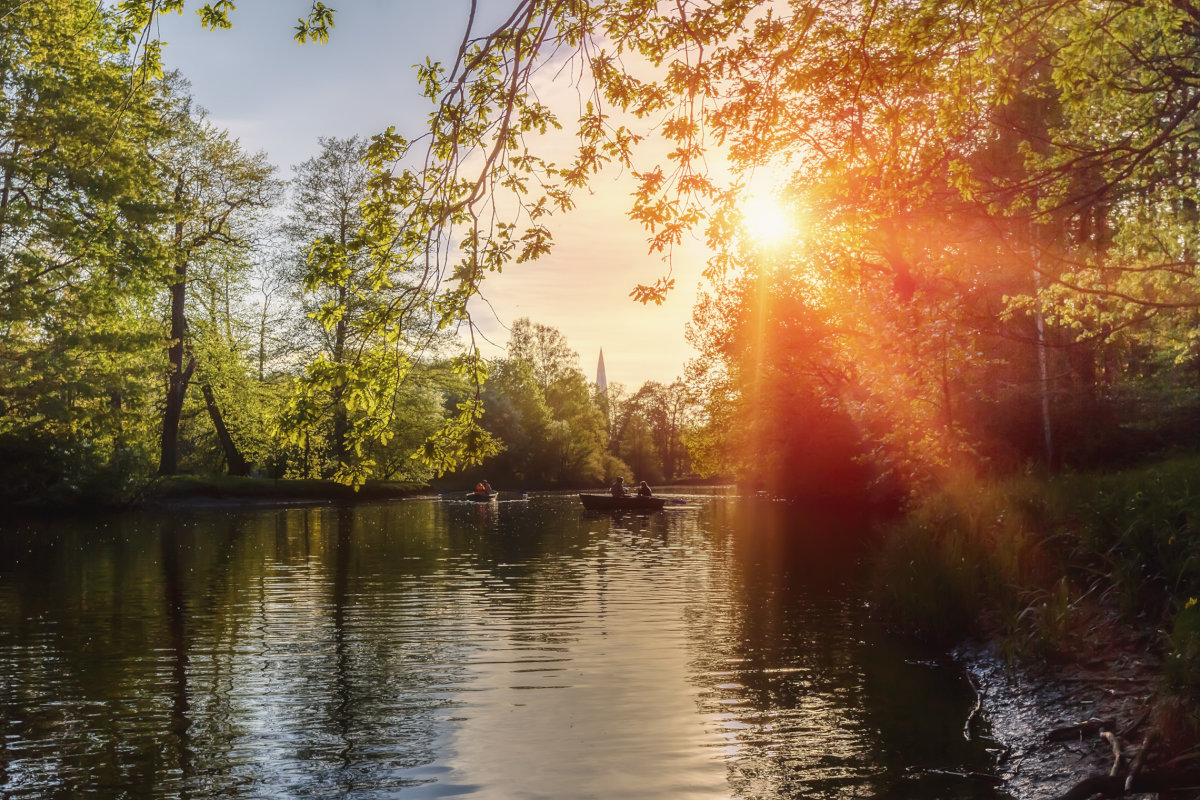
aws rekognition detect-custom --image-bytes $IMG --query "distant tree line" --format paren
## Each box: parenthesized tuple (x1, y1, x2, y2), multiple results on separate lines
(461, 318, 701, 489)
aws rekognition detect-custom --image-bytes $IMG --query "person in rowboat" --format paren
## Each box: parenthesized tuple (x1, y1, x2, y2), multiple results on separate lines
(610, 476, 629, 497)
(637, 481, 653, 497)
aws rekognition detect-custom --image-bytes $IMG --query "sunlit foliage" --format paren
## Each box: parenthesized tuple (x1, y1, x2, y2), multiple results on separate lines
(277, 136, 498, 484)
(474, 320, 610, 486)
(39, 0, 1200, 497)
(0, 0, 172, 502)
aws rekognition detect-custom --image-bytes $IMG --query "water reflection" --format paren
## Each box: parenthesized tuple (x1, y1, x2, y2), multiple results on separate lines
(687, 502, 1003, 799)
(0, 494, 1005, 798)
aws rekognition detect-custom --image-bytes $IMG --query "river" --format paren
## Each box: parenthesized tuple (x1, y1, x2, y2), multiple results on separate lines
(0, 491, 1008, 799)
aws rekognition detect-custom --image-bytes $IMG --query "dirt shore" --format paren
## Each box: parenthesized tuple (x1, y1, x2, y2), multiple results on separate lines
(956, 607, 1196, 800)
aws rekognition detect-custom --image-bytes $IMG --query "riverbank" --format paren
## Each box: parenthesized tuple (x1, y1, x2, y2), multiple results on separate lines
(143, 474, 430, 505)
(871, 454, 1200, 797)
(960, 633, 1160, 799)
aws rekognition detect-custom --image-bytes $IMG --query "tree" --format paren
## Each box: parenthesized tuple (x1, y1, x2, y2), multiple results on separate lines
(686, 268, 877, 499)
(607, 379, 694, 482)
(471, 322, 610, 486)
(544, 370, 608, 484)
(618, 413, 661, 485)
(0, 0, 168, 324)
(281, 136, 372, 470)
(156, 106, 280, 475)
(479, 358, 555, 483)
(504, 321, 609, 484)
(367, 359, 472, 481)
(625, 381, 694, 481)
(0, 0, 173, 502)
(279, 135, 497, 484)
(507, 318, 580, 392)
(247, 246, 303, 383)
(185, 229, 294, 477)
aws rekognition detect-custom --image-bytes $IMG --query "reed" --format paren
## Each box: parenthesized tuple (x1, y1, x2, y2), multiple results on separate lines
(869, 472, 1049, 643)
(869, 455, 1200, 670)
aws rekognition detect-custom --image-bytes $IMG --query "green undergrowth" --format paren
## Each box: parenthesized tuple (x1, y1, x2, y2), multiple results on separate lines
(870, 454, 1200, 691)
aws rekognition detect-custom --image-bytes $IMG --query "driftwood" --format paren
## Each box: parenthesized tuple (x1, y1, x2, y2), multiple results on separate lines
(1047, 719, 1117, 743)
(1100, 730, 1123, 776)
(964, 669, 984, 741)
(1124, 730, 1155, 792)
(1051, 738, 1200, 800)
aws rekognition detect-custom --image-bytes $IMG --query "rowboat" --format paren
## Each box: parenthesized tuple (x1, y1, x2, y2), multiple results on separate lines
(578, 493, 666, 511)
(466, 491, 498, 501)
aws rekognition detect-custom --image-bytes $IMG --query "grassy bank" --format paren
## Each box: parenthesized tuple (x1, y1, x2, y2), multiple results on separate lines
(145, 475, 430, 505)
(870, 454, 1200, 692)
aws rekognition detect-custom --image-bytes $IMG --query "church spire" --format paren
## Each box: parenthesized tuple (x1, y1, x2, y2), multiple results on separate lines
(596, 348, 607, 392)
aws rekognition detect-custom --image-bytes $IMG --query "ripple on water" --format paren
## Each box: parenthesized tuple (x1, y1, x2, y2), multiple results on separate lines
(0, 496, 1004, 799)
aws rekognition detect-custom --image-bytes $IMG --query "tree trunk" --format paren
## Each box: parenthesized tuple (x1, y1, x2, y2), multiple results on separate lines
(328, 214, 352, 470)
(1030, 215, 1054, 467)
(0, 143, 15, 251)
(111, 389, 124, 450)
(159, 354, 195, 475)
(200, 383, 250, 476)
(160, 180, 190, 475)
(258, 305, 267, 382)
(331, 308, 349, 470)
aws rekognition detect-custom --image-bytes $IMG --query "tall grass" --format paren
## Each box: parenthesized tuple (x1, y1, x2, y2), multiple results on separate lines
(869, 472, 1055, 645)
(1057, 459, 1200, 617)
(869, 455, 1200, 674)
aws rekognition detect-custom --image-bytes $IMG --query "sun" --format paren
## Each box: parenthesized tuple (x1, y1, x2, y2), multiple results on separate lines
(741, 193, 793, 250)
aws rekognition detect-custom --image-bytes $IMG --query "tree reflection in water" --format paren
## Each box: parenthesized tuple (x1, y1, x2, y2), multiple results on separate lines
(0, 494, 1003, 799)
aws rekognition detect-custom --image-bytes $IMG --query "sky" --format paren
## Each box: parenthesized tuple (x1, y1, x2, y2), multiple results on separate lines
(154, 1, 708, 388)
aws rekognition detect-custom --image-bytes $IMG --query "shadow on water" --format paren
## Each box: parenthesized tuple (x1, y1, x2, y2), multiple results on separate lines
(0, 494, 1009, 799)
(685, 498, 1006, 800)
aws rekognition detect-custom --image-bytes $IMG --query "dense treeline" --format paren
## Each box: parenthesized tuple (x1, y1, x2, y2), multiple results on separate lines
(0, 4, 597, 504)
(229, 0, 1200, 502)
(0, 0, 456, 504)
(11, 0, 1200, 506)
(0, 1, 701, 504)
(463, 318, 699, 489)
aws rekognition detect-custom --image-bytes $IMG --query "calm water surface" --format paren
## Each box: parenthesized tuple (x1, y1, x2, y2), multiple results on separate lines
(0, 492, 1006, 799)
